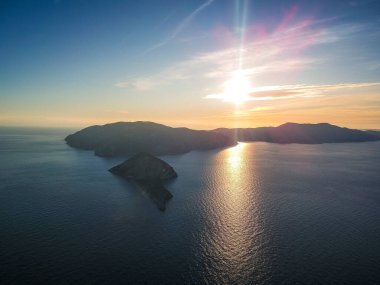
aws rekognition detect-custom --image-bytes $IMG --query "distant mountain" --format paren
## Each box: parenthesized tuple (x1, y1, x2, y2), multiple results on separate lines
(214, 122, 380, 144)
(366, 130, 380, 139)
(65, 121, 236, 157)
(66, 122, 379, 157)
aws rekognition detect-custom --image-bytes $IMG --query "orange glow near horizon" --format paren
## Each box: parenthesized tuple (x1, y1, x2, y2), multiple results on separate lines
(1, 2, 380, 131)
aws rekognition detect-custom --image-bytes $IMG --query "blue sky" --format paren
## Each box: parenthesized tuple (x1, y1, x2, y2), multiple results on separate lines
(1, 0, 380, 128)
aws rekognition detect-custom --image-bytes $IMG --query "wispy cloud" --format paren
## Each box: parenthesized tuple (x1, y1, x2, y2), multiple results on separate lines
(117, 8, 374, 93)
(204, 82, 380, 101)
(108, 110, 129, 115)
(232, 106, 274, 117)
(115, 64, 191, 90)
(148, 0, 215, 51)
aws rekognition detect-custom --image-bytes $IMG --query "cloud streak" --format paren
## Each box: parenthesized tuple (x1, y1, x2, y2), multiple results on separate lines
(148, 0, 215, 51)
(117, 8, 375, 96)
(204, 82, 380, 101)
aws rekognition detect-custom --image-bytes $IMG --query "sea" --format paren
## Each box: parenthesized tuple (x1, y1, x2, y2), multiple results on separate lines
(1, 127, 380, 284)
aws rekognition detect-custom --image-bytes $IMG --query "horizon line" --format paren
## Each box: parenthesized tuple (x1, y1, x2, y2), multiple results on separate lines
(0, 120, 379, 132)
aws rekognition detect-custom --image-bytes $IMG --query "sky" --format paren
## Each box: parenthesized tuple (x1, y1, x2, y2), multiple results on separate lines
(1, 0, 380, 129)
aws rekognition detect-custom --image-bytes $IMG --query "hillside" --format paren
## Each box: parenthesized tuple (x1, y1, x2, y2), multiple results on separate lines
(214, 123, 380, 144)
(65, 121, 236, 157)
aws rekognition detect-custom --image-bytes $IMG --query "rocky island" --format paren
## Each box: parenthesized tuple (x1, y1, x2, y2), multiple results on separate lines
(65, 121, 236, 157)
(109, 152, 177, 211)
(65, 122, 380, 159)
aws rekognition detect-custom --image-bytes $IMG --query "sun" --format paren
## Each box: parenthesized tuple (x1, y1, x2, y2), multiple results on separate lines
(222, 71, 252, 105)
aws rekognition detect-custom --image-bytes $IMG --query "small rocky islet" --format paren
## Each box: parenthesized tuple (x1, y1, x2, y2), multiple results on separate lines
(109, 152, 177, 211)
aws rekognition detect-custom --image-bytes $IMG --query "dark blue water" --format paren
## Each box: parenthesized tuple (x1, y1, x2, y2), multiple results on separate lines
(1, 127, 380, 284)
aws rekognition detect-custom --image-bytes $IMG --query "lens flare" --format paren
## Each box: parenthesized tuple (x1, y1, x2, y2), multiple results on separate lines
(222, 71, 252, 105)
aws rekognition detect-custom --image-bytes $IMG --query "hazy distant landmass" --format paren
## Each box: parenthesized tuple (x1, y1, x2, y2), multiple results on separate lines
(65, 121, 380, 157)
(214, 122, 380, 144)
(366, 130, 380, 139)
(65, 121, 236, 157)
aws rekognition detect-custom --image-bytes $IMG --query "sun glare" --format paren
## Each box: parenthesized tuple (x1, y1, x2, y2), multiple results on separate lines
(222, 71, 252, 105)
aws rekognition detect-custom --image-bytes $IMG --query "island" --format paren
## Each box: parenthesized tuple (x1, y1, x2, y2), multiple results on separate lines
(65, 121, 236, 157)
(65, 122, 380, 158)
(109, 152, 177, 211)
(214, 122, 380, 144)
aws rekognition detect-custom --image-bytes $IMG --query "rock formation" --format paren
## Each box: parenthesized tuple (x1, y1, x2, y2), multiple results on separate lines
(109, 152, 177, 211)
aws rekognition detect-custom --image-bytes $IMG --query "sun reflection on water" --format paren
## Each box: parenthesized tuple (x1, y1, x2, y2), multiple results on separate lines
(227, 142, 245, 170)
(197, 143, 269, 283)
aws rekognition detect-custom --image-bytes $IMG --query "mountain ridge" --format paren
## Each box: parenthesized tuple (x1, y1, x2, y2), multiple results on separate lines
(65, 121, 236, 157)
(65, 121, 380, 157)
(214, 122, 379, 144)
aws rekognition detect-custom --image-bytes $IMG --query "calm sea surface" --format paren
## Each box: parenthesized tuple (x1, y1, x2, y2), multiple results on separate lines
(1, 127, 380, 284)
